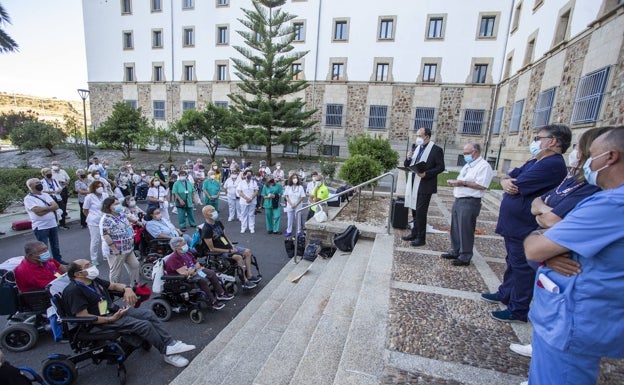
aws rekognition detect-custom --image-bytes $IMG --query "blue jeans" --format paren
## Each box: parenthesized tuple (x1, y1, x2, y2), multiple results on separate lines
(33, 226, 63, 263)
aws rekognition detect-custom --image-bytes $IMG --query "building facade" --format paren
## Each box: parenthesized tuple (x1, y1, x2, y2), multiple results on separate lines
(82, 0, 624, 171)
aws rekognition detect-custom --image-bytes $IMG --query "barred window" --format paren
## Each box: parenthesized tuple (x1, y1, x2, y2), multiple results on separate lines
(509, 99, 524, 133)
(182, 101, 195, 111)
(325, 104, 344, 127)
(493, 107, 504, 134)
(214, 101, 228, 108)
(368, 105, 387, 129)
(570, 67, 610, 124)
(124, 100, 137, 109)
(413, 107, 435, 131)
(462, 109, 485, 135)
(323, 145, 340, 156)
(284, 144, 298, 154)
(532, 87, 556, 128)
(153, 101, 166, 120)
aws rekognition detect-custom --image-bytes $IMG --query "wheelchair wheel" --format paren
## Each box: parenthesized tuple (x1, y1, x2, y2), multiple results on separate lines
(0, 323, 38, 352)
(189, 309, 203, 324)
(151, 299, 172, 322)
(223, 281, 238, 296)
(42, 357, 77, 385)
(140, 262, 154, 281)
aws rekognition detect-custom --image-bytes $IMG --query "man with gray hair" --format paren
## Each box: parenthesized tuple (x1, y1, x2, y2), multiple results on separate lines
(441, 143, 493, 266)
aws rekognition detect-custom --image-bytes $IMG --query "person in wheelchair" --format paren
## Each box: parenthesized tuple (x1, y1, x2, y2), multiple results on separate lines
(200, 205, 261, 290)
(14, 241, 67, 292)
(63, 259, 196, 367)
(164, 237, 234, 311)
(145, 207, 193, 246)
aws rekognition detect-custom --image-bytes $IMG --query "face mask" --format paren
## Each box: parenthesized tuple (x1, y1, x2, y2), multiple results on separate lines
(529, 140, 542, 157)
(104, 165, 109, 169)
(276, 166, 281, 169)
(211, 211, 218, 220)
(79, 174, 86, 179)
(463, 155, 474, 164)
(292, 178, 298, 184)
(583, 151, 610, 187)
(171, 168, 176, 172)
(129, 201, 137, 207)
(84, 265, 100, 280)
(231, 175, 237, 180)
(246, 175, 252, 180)
(96, 187, 104, 194)
(141, 173, 146, 177)
(114, 204, 123, 213)
(51, 166, 59, 171)
(179, 176, 187, 181)
(93, 175, 100, 179)
(38, 251, 51, 262)
(45, 173, 53, 179)
(35, 184, 44, 192)
(160, 168, 166, 171)
(415, 137, 424, 146)
(209, 175, 215, 180)
(154, 181, 160, 187)
(181, 245, 189, 253)
(213, 166, 218, 170)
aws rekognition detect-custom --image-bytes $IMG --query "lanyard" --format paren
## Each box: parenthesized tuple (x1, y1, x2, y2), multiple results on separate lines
(75, 280, 104, 301)
(179, 252, 195, 267)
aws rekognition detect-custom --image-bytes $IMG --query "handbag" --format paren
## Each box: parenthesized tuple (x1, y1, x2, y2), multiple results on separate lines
(313, 206, 327, 222)
(175, 199, 187, 208)
(272, 194, 281, 209)
(151, 259, 164, 293)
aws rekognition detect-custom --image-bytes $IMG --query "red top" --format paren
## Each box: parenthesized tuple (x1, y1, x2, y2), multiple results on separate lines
(164, 252, 196, 275)
(14, 258, 62, 292)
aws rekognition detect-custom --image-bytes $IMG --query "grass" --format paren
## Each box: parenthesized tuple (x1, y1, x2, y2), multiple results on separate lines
(438, 171, 502, 191)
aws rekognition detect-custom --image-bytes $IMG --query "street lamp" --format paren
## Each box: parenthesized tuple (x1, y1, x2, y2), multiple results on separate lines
(77, 89, 90, 169)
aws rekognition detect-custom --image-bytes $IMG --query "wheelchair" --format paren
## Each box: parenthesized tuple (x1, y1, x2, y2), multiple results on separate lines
(196, 247, 262, 294)
(41, 282, 150, 385)
(0, 262, 52, 352)
(133, 225, 173, 281)
(150, 273, 213, 324)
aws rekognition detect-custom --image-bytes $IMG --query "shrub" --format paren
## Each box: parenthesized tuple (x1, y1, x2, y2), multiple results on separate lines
(338, 155, 383, 187)
(347, 135, 399, 173)
(0, 169, 42, 213)
(0, 184, 23, 213)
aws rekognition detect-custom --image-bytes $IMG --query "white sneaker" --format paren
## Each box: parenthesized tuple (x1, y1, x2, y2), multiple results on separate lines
(510, 343, 532, 357)
(163, 354, 189, 367)
(165, 340, 196, 355)
(250, 229, 255, 234)
(241, 229, 245, 233)
(520, 381, 528, 385)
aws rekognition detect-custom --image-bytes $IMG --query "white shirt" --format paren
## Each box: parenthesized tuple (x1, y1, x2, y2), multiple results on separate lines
(83, 192, 109, 226)
(454, 157, 494, 199)
(24, 192, 58, 230)
(237, 179, 258, 206)
(51, 169, 70, 187)
(223, 177, 240, 199)
(283, 185, 306, 212)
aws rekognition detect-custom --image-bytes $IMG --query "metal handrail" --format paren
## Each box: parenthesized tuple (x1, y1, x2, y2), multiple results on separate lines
(292, 171, 395, 262)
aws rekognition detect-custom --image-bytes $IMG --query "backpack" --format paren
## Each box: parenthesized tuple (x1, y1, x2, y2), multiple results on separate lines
(333, 225, 361, 252)
(303, 239, 322, 261)
(190, 229, 201, 249)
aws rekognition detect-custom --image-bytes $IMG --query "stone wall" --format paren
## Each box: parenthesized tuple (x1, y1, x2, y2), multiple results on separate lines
(521, 60, 546, 145)
(389, 86, 414, 141)
(345, 84, 369, 137)
(137, 84, 151, 120)
(436, 87, 464, 144)
(196, 83, 213, 110)
(603, 33, 624, 126)
(553, 36, 590, 124)
(89, 83, 123, 127)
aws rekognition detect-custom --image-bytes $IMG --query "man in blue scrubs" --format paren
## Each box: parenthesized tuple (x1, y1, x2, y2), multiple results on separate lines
(481, 125, 570, 322)
(524, 126, 623, 384)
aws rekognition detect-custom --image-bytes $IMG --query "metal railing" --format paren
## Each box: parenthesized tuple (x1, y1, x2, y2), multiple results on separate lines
(292, 171, 396, 262)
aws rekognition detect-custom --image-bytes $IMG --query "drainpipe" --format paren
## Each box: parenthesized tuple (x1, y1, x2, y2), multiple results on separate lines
(311, 0, 322, 110)
(169, 0, 175, 124)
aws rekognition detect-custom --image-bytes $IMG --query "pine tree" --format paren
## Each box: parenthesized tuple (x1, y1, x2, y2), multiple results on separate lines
(230, 0, 316, 165)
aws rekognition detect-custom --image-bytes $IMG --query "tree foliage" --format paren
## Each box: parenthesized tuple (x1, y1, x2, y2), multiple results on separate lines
(0, 4, 19, 53)
(92, 101, 151, 160)
(338, 154, 383, 188)
(347, 135, 399, 172)
(276, 128, 316, 154)
(229, 0, 317, 165)
(9, 120, 67, 155)
(0, 110, 38, 139)
(152, 122, 181, 162)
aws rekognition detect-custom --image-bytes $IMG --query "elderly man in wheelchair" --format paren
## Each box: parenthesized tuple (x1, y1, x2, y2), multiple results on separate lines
(62, 259, 195, 368)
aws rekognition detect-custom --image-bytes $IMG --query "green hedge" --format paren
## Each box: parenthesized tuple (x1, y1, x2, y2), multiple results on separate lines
(0, 169, 43, 213)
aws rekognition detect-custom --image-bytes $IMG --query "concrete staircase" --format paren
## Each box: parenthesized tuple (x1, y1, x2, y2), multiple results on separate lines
(170, 233, 394, 385)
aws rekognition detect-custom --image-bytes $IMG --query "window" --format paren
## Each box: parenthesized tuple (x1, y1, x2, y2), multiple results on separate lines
(293, 22, 304, 41)
(183, 28, 194, 47)
(124, 100, 137, 109)
(473, 64, 488, 83)
(124, 64, 135, 82)
(427, 17, 443, 38)
(217, 26, 229, 45)
(368, 105, 387, 129)
(122, 31, 133, 49)
(182, 0, 194, 9)
(331, 63, 344, 80)
(325, 104, 344, 127)
(152, 29, 163, 48)
(378, 18, 395, 40)
(322, 145, 340, 156)
(216, 0, 229, 5)
(462, 109, 485, 135)
(121, 0, 132, 14)
(153, 65, 163, 82)
(413, 107, 435, 131)
(182, 101, 196, 111)
(509, 99, 525, 133)
(524, 38, 535, 66)
(291, 63, 303, 80)
(214, 101, 229, 108)
(284, 144, 298, 154)
(376, 63, 389, 81)
(512, 2, 522, 32)
(533, 88, 556, 128)
(184, 137, 195, 146)
(552, 10, 570, 46)
(217, 64, 227, 81)
(479, 16, 496, 37)
(504, 52, 513, 79)
(248, 144, 263, 151)
(423, 63, 437, 82)
(334, 20, 348, 41)
(493, 107, 504, 134)
(151, 0, 162, 11)
(153, 101, 165, 120)
(184, 64, 194, 81)
(571, 67, 610, 124)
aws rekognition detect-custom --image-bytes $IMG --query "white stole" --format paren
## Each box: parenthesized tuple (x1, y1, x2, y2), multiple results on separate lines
(404, 141, 434, 210)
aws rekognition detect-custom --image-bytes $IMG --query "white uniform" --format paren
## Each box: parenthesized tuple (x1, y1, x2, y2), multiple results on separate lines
(223, 176, 241, 221)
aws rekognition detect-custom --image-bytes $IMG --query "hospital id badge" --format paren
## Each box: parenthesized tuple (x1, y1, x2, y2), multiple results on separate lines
(54, 272, 61, 278)
(220, 237, 229, 246)
(98, 300, 108, 316)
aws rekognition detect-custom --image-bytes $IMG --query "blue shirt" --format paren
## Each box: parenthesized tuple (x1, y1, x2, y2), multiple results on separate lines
(495, 155, 567, 238)
(530, 184, 624, 357)
(540, 176, 601, 219)
(145, 218, 177, 238)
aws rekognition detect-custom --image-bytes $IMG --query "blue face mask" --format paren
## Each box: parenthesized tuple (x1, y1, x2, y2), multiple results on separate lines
(529, 141, 542, 157)
(38, 251, 51, 262)
(463, 154, 474, 164)
(211, 212, 218, 220)
(181, 245, 189, 253)
(582, 151, 610, 187)
(114, 204, 124, 213)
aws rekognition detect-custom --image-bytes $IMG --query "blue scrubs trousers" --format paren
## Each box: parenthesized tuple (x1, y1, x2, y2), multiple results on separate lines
(495, 235, 535, 320)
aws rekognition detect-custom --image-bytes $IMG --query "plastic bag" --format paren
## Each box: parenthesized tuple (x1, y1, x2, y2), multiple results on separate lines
(152, 259, 164, 293)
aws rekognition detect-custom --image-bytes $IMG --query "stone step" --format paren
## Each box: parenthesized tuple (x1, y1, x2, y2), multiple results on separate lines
(169, 257, 309, 385)
(287, 238, 375, 385)
(333, 233, 395, 385)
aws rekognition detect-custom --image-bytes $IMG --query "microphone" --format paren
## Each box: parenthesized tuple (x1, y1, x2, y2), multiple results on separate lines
(411, 143, 417, 151)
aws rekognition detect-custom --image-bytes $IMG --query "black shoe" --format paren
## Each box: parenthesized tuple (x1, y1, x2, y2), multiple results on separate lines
(273, 231, 282, 235)
(452, 259, 470, 266)
(402, 235, 415, 241)
(59, 225, 70, 230)
(180, 228, 187, 232)
(441, 253, 459, 259)
(0, 231, 5, 236)
(267, 231, 273, 234)
(410, 239, 426, 247)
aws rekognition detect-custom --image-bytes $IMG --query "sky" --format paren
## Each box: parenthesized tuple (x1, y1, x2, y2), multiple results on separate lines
(0, 0, 87, 101)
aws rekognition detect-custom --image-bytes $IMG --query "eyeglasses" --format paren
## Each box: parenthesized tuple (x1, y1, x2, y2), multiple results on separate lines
(534, 135, 554, 142)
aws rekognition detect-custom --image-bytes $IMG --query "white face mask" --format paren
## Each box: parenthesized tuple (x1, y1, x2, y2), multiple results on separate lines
(292, 178, 298, 184)
(51, 166, 59, 171)
(209, 175, 215, 180)
(154, 181, 160, 187)
(96, 187, 104, 194)
(84, 265, 99, 280)
(93, 175, 100, 179)
(415, 137, 424, 146)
